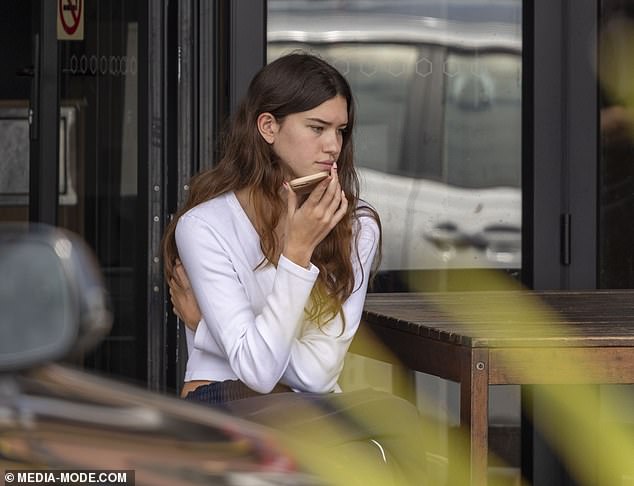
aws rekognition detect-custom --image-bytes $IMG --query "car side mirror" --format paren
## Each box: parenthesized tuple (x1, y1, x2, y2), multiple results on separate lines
(0, 223, 112, 371)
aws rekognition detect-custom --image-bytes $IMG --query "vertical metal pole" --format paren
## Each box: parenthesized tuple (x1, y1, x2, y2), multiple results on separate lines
(172, 0, 197, 394)
(142, 0, 168, 392)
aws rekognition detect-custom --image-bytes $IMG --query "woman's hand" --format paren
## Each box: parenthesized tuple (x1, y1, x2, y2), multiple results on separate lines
(283, 163, 348, 267)
(169, 259, 202, 331)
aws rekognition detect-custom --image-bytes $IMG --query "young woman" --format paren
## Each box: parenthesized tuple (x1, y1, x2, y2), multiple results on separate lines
(163, 52, 381, 399)
(163, 53, 427, 484)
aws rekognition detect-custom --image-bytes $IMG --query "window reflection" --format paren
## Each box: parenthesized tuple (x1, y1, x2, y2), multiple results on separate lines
(267, 0, 522, 275)
(599, 0, 634, 288)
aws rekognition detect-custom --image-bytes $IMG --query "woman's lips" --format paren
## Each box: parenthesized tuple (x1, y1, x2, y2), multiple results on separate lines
(316, 161, 334, 169)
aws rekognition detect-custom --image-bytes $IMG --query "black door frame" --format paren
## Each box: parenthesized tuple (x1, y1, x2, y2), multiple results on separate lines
(29, 0, 60, 225)
(140, 0, 172, 392)
(527, 2, 599, 483)
(529, 0, 598, 292)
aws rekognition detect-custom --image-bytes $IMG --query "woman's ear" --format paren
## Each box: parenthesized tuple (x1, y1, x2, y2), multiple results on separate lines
(256, 112, 278, 144)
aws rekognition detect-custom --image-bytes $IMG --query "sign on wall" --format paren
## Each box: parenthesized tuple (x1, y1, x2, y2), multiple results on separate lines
(57, 0, 84, 41)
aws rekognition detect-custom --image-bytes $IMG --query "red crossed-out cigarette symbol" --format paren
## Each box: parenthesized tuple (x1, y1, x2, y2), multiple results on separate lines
(59, 0, 83, 35)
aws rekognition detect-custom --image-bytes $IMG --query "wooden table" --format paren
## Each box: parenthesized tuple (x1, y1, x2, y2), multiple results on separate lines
(350, 290, 634, 485)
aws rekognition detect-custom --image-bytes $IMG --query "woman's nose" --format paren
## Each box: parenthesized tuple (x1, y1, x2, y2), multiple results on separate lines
(323, 129, 341, 156)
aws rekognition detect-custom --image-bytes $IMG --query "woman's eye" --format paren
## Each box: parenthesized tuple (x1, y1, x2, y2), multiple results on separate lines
(337, 128, 348, 136)
(310, 126, 324, 133)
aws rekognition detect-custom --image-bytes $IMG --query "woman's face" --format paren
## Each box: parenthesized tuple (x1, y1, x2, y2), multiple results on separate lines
(270, 95, 349, 178)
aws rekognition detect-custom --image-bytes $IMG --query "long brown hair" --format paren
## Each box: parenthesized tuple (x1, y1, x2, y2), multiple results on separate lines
(163, 53, 381, 326)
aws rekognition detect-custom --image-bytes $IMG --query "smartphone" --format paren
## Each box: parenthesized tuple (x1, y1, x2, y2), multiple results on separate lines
(288, 171, 329, 195)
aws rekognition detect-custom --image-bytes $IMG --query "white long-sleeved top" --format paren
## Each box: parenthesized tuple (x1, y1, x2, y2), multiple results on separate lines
(175, 191, 380, 394)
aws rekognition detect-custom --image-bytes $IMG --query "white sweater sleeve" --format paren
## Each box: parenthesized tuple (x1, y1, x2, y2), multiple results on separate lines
(176, 213, 319, 393)
(280, 215, 380, 393)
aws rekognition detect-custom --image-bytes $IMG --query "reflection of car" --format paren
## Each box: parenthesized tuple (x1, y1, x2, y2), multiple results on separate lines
(0, 224, 317, 485)
(268, 1, 522, 271)
(361, 168, 520, 270)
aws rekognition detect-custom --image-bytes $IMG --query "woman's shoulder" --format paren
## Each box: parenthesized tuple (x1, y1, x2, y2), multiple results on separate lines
(180, 192, 234, 225)
(354, 199, 380, 225)
(181, 192, 232, 221)
(353, 200, 381, 240)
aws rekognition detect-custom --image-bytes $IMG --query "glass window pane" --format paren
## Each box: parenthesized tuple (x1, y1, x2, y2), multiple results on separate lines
(59, 1, 143, 382)
(599, 0, 634, 288)
(0, 1, 32, 224)
(267, 0, 522, 285)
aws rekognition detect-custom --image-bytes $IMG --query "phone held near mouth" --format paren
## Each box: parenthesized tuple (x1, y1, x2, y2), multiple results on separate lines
(288, 172, 329, 195)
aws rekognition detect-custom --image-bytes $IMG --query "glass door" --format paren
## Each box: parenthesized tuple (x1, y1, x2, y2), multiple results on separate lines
(0, 1, 57, 226)
(0, 0, 152, 385)
(0, 0, 31, 223)
(58, 0, 147, 384)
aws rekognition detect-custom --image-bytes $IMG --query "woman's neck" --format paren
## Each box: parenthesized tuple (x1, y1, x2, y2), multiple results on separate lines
(235, 187, 258, 229)
(235, 188, 286, 259)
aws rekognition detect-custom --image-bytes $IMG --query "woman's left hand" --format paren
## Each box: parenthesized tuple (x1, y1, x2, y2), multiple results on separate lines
(169, 259, 202, 331)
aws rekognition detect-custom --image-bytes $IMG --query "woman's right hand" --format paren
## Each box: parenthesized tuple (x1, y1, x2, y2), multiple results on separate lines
(283, 163, 348, 267)
(169, 259, 202, 331)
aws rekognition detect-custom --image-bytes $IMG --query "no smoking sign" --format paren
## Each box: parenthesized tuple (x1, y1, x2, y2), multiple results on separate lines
(57, 0, 84, 40)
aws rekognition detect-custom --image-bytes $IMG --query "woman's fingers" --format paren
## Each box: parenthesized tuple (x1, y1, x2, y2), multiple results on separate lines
(331, 190, 349, 227)
(283, 163, 346, 263)
(170, 258, 200, 330)
(303, 164, 339, 211)
(304, 175, 333, 205)
(169, 273, 202, 330)
(324, 162, 343, 208)
(285, 181, 299, 215)
(169, 280, 182, 319)
(173, 261, 191, 290)
(319, 164, 340, 205)
(169, 279, 184, 308)
(326, 182, 343, 216)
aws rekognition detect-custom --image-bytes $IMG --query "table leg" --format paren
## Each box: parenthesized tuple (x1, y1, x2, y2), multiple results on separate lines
(459, 348, 490, 486)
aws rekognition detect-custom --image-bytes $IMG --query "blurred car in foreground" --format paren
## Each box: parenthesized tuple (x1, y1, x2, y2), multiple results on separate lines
(0, 224, 318, 486)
